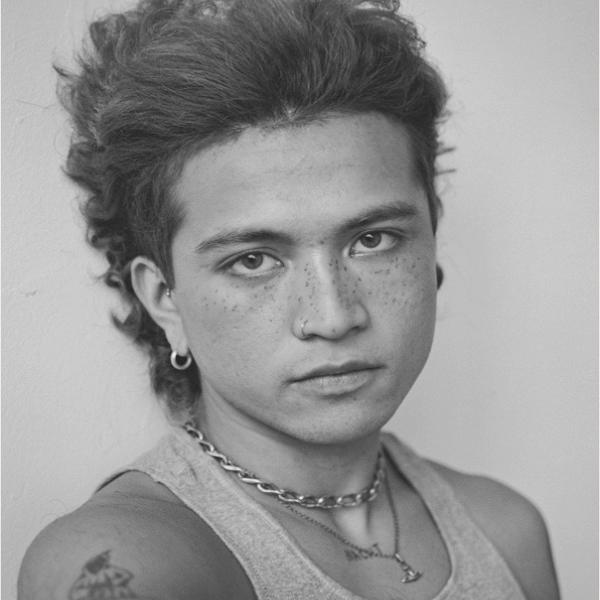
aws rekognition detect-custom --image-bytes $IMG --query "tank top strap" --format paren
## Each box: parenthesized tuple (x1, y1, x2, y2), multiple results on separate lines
(116, 428, 362, 600)
(380, 433, 526, 600)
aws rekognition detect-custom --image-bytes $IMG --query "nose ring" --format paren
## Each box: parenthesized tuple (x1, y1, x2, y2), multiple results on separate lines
(298, 318, 309, 340)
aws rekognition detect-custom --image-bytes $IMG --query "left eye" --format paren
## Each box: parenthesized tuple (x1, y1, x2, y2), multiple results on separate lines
(226, 252, 282, 276)
(350, 231, 398, 256)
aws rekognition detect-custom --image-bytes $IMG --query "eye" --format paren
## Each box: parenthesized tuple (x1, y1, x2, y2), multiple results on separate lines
(225, 252, 283, 277)
(350, 231, 400, 256)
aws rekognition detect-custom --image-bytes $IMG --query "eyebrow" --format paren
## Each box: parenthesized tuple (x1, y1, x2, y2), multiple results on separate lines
(340, 203, 419, 231)
(194, 229, 294, 254)
(193, 202, 419, 255)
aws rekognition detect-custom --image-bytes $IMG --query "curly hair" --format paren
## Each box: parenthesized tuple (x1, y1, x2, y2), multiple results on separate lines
(57, 0, 448, 416)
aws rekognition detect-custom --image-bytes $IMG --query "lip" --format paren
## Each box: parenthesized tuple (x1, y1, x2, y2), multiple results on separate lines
(293, 360, 382, 382)
(290, 361, 382, 396)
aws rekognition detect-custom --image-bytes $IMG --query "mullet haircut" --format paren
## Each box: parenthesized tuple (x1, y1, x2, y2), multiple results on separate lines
(57, 0, 448, 416)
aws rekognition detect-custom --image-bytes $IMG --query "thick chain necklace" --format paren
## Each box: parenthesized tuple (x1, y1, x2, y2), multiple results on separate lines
(183, 422, 385, 509)
(286, 474, 423, 584)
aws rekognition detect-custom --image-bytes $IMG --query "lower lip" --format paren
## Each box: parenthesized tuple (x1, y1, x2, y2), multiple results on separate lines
(292, 369, 378, 396)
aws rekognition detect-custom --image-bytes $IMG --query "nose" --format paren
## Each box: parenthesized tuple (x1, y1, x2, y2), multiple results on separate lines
(293, 257, 369, 340)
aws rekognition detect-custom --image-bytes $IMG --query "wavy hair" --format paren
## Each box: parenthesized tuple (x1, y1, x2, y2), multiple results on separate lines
(57, 0, 448, 416)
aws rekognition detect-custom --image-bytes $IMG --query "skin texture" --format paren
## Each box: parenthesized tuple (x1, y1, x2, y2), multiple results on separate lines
(18, 114, 560, 600)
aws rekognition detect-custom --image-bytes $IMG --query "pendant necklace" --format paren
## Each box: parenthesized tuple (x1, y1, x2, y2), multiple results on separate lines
(285, 470, 422, 584)
(183, 422, 422, 583)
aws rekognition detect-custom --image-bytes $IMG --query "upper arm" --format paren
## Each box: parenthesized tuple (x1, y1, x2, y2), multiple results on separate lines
(472, 480, 561, 600)
(19, 515, 162, 600)
(19, 532, 158, 600)
(18, 499, 255, 600)
(429, 462, 561, 600)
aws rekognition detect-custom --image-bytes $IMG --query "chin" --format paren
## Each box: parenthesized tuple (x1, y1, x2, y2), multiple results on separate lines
(275, 398, 401, 447)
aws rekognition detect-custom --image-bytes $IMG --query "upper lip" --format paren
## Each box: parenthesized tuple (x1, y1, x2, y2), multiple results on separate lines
(292, 361, 381, 382)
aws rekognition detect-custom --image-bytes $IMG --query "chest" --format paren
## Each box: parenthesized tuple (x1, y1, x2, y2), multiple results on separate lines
(265, 487, 452, 600)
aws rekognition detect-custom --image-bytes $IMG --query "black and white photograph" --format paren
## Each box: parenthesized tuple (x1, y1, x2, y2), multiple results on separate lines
(3, 1, 597, 599)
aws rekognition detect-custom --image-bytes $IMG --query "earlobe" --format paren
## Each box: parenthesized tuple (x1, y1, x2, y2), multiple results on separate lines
(436, 264, 444, 289)
(130, 256, 188, 351)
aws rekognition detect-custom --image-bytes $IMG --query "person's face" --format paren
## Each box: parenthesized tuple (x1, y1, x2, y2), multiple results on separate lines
(169, 113, 437, 444)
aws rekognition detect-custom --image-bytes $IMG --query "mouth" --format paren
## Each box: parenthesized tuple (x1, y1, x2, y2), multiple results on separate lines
(290, 361, 382, 396)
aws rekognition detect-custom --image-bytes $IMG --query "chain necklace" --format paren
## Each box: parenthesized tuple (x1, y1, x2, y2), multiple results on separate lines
(183, 422, 385, 509)
(285, 471, 423, 584)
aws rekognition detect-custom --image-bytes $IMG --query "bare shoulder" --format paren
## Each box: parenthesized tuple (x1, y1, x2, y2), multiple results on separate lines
(18, 472, 256, 600)
(427, 460, 560, 600)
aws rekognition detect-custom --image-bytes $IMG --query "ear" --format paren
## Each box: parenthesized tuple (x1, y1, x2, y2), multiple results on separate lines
(130, 256, 188, 354)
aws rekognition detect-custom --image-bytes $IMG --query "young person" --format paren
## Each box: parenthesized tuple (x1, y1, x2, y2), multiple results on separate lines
(19, 1, 560, 598)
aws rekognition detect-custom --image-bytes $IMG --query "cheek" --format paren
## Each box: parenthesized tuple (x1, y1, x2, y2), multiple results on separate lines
(366, 253, 437, 389)
(368, 249, 436, 303)
(179, 282, 284, 359)
(364, 251, 437, 341)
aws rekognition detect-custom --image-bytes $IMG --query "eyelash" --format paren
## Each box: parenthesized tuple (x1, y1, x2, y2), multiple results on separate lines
(223, 251, 283, 278)
(221, 230, 404, 277)
(348, 230, 402, 257)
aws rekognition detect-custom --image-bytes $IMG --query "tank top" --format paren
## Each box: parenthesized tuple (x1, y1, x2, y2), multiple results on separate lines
(109, 428, 526, 600)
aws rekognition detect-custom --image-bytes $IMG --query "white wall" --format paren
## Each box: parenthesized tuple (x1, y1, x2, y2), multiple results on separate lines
(3, 1, 597, 598)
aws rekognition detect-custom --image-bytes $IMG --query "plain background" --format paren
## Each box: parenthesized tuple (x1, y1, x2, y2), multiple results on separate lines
(2, 1, 597, 598)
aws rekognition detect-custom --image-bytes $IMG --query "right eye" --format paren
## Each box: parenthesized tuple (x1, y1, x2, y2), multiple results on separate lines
(224, 252, 283, 277)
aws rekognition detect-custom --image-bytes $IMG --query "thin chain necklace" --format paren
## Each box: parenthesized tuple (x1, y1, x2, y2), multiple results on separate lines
(285, 469, 423, 584)
(183, 422, 385, 509)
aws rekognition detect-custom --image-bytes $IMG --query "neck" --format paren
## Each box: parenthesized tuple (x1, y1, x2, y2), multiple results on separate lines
(191, 393, 383, 501)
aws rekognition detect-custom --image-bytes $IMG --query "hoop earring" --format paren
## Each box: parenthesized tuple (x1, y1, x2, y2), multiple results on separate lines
(170, 350, 192, 370)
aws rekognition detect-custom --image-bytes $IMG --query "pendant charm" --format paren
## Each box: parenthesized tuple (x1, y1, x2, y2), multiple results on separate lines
(394, 553, 422, 583)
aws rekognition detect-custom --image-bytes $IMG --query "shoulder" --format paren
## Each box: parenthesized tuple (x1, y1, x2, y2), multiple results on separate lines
(18, 472, 256, 600)
(426, 459, 560, 600)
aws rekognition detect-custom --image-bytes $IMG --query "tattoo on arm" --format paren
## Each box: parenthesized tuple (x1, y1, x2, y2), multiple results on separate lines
(69, 550, 153, 600)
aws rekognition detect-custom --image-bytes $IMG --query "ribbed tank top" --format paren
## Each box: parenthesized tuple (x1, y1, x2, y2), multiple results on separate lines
(114, 428, 526, 600)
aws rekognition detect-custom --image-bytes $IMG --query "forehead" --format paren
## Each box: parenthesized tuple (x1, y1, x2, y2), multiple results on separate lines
(172, 113, 425, 242)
